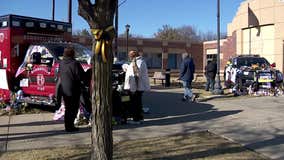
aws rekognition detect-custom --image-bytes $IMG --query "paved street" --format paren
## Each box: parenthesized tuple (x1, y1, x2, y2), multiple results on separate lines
(1, 88, 284, 159)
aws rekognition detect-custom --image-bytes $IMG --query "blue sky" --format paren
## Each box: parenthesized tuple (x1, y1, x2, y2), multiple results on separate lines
(0, 0, 244, 37)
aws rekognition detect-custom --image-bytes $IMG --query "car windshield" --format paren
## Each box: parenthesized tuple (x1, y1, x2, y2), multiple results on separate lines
(235, 57, 270, 68)
(46, 43, 92, 64)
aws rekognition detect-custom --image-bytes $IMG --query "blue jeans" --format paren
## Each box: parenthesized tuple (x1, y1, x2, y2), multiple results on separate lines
(182, 81, 192, 98)
(205, 77, 215, 91)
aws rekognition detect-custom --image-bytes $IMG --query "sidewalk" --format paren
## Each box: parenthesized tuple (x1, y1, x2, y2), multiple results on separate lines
(1, 87, 283, 159)
(0, 113, 91, 152)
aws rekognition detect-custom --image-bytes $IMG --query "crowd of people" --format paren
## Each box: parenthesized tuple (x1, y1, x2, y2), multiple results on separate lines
(55, 45, 284, 134)
(56, 47, 151, 132)
(56, 46, 220, 132)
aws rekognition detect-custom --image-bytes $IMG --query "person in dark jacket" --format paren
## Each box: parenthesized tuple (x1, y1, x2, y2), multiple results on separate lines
(179, 53, 195, 101)
(59, 46, 84, 132)
(205, 60, 217, 92)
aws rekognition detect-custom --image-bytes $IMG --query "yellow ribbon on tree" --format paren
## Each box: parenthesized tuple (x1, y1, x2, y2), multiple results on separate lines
(91, 26, 115, 63)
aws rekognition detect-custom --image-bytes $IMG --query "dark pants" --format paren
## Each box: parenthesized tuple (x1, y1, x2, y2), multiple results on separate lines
(63, 95, 80, 130)
(205, 76, 215, 91)
(57, 83, 91, 119)
(80, 87, 92, 116)
(129, 91, 144, 121)
(55, 79, 62, 110)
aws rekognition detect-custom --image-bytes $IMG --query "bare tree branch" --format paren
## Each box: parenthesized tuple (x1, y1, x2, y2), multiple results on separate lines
(78, 0, 116, 29)
(78, 0, 97, 28)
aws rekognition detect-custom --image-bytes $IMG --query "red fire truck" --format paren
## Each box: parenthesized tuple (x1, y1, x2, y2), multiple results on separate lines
(0, 14, 72, 103)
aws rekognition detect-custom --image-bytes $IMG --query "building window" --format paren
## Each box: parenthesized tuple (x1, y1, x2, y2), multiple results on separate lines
(167, 53, 177, 69)
(117, 52, 127, 61)
(144, 53, 162, 69)
(167, 53, 184, 69)
(206, 54, 217, 64)
(167, 53, 181, 69)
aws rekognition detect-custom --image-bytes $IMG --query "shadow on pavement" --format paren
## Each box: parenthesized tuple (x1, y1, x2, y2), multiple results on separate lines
(0, 120, 62, 128)
(246, 135, 284, 149)
(0, 90, 242, 148)
(0, 127, 90, 142)
(245, 135, 284, 159)
(114, 91, 242, 130)
(143, 91, 241, 118)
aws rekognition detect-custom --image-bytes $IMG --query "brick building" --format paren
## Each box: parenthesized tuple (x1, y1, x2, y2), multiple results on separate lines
(203, 34, 236, 73)
(72, 36, 204, 74)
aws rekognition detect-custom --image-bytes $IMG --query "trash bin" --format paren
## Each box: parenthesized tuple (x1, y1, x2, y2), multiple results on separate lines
(165, 68, 171, 87)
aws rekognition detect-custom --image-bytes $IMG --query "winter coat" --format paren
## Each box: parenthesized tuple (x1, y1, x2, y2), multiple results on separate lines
(179, 57, 195, 82)
(205, 61, 217, 79)
(124, 56, 150, 92)
(59, 57, 84, 97)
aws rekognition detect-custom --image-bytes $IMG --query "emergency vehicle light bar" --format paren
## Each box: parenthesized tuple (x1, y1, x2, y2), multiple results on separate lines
(1, 21, 7, 27)
(0, 14, 72, 33)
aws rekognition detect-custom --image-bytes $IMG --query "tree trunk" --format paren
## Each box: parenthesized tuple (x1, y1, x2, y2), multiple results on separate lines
(91, 45, 113, 160)
(78, 0, 116, 159)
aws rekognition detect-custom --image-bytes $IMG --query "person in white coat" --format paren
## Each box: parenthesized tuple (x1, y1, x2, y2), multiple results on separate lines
(123, 50, 150, 123)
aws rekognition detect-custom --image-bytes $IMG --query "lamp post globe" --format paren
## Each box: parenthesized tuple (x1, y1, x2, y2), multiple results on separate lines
(125, 24, 130, 31)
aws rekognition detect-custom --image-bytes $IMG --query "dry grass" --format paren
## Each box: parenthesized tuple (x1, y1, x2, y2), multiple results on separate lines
(1, 131, 269, 160)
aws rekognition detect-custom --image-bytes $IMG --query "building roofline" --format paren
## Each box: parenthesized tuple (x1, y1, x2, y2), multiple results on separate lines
(203, 39, 227, 45)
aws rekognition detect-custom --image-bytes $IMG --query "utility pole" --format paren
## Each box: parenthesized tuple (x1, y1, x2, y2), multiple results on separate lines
(114, 0, 128, 58)
(213, 0, 224, 95)
(125, 24, 130, 54)
(52, 0, 55, 21)
(115, 0, 118, 57)
(68, 0, 72, 23)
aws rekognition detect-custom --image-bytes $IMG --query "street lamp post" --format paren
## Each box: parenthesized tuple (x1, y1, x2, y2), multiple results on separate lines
(68, 0, 72, 23)
(213, 0, 224, 95)
(115, 0, 128, 59)
(52, 0, 55, 21)
(115, 0, 118, 57)
(125, 24, 130, 54)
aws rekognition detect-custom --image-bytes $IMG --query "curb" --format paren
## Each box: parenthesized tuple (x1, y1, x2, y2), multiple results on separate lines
(197, 95, 234, 102)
